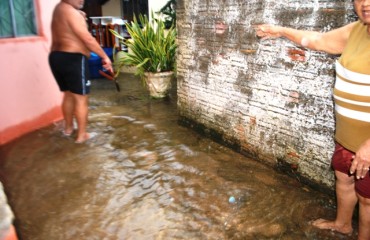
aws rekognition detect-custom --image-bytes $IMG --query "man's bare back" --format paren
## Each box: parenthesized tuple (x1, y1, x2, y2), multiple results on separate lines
(51, 0, 112, 71)
(51, 1, 91, 57)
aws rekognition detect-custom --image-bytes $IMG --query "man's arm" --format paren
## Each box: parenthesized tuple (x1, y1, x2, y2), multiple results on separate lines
(67, 7, 113, 72)
(256, 22, 357, 55)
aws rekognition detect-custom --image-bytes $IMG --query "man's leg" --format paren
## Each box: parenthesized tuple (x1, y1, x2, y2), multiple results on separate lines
(62, 91, 75, 135)
(72, 93, 90, 143)
(358, 195, 370, 240)
(312, 170, 357, 234)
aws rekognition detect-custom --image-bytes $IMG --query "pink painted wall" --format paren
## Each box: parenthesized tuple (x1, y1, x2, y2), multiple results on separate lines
(0, 0, 63, 145)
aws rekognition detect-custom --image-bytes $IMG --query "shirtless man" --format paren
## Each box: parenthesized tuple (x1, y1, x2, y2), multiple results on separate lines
(49, 0, 113, 143)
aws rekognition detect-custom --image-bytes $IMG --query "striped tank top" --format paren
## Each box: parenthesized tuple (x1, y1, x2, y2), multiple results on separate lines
(334, 21, 370, 152)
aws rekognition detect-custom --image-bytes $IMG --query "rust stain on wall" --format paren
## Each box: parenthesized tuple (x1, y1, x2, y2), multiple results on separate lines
(287, 48, 306, 62)
(215, 21, 228, 35)
(288, 91, 300, 103)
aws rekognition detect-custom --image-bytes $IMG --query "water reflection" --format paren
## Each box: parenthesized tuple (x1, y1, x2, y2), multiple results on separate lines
(0, 73, 357, 239)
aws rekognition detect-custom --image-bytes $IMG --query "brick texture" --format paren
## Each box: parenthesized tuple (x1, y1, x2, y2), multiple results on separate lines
(176, 0, 357, 189)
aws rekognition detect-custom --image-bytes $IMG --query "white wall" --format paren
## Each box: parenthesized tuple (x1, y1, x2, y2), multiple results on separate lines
(149, 0, 169, 14)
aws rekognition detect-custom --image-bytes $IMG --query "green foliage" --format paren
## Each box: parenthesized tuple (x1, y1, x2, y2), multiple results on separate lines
(110, 13, 177, 78)
(156, 0, 176, 29)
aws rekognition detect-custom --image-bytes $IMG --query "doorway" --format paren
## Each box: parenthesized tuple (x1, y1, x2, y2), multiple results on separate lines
(122, 0, 148, 22)
(83, 0, 103, 17)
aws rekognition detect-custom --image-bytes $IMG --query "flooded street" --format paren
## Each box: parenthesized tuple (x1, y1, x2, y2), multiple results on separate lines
(0, 73, 357, 240)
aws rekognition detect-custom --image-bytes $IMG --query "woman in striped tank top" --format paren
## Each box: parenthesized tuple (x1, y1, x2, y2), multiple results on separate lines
(256, 0, 370, 239)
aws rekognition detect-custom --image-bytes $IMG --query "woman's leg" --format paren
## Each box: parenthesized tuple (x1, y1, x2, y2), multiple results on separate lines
(312, 170, 357, 234)
(357, 194, 370, 240)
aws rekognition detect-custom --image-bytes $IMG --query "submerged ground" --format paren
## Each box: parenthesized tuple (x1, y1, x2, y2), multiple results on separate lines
(0, 73, 358, 239)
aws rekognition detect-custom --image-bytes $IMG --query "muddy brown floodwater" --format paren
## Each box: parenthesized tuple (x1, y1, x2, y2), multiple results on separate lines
(0, 73, 358, 240)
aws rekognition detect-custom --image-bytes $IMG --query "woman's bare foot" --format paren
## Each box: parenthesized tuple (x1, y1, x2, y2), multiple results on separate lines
(311, 218, 353, 235)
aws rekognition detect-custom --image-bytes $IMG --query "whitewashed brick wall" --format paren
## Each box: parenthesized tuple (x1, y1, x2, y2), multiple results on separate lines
(176, 0, 356, 189)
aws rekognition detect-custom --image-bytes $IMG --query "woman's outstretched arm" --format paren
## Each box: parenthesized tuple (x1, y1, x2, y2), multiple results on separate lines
(255, 22, 357, 55)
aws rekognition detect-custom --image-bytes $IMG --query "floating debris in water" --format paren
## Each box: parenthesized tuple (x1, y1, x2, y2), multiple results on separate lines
(229, 196, 236, 203)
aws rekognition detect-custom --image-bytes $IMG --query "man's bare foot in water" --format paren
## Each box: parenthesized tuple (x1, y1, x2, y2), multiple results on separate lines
(311, 218, 353, 235)
(61, 121, 74, 136)
(75, 132, 98, 144)
(62, 128, 74, 137)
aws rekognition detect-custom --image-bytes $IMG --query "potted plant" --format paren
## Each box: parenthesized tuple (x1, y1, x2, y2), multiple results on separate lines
(109, 13, 177, 98)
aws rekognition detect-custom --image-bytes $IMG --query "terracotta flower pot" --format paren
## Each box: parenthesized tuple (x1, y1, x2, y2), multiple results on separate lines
(144, 71, 173, 98)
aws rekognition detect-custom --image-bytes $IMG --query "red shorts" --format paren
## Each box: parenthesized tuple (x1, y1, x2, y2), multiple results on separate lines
(331, 143, 370, 198)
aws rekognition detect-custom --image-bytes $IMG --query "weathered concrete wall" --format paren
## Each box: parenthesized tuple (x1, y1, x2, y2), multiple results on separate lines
(176, 0, 356, 189)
